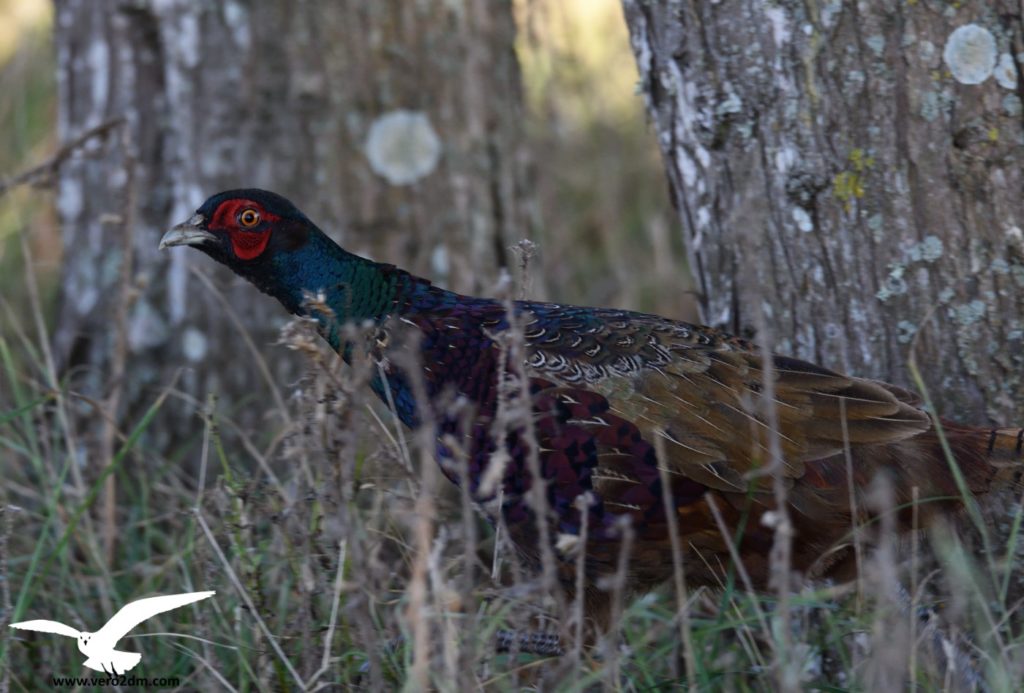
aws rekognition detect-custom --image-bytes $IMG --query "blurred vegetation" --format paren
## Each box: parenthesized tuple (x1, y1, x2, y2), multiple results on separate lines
(517, 0, 696, 321)
(0, 0, 57, 332)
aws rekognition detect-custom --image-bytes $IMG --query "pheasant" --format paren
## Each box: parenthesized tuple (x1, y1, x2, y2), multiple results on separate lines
(160, 189, 1023, 627)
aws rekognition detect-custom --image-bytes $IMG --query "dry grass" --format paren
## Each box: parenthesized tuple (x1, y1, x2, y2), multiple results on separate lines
(3, 253, 1024, 691)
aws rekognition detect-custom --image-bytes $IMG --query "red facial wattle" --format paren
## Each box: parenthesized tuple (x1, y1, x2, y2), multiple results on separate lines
(229, 230, 271, 260)
(207, 198, 280, 260)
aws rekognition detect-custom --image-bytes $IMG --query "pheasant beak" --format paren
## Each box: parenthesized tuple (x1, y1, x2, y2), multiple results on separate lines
(159, 214, 217, 250)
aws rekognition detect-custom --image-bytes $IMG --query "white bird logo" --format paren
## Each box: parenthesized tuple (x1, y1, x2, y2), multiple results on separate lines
(9, 591, 215, 674)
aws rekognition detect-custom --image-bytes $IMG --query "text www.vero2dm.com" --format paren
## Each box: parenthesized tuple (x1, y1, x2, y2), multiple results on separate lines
(51, 674, 181, 687)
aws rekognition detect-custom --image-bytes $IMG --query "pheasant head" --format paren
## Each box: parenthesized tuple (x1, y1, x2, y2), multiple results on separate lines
(160, 189, 399, 323)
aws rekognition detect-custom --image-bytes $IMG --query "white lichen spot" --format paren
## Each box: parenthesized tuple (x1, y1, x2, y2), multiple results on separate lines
(1003, 94, 1022, 117)
(792, 207, 813, 233)
(918, 40, 936, 63)
(364, 110, 442, 186)
(765, 7, 791, 48)
(658, 68, 677, 94)
(200, 144, 227, 178)
(921, 235, 943, 261)
(866, 35, 885, 56)
(775, 145, 797, 173)
(716, 91, 743, 116)
(75, 285, 99, 315)
(943, 24, 997, 85)
(920, 91, 942, 121)
(679, 153, 698, 187)
(101, 248, 122, 287)
(108, 166, 128, 189)
(991, 258, 1010, 275)
(867, 213, 884, 241)
(430, 244, 449, 277)
(876, 264, 908, 302)
(897, 320, 917, 344)
(128, 300, 169, 352)
(820, 0, 842, 28)
(182, 327, 208, 362)
(907, 235, 943, 262)
(224, 0, 251, 50)
(696, 145, 711, 169)
(177, 11, 200, 69)
(938, 287, 956, 304)
(58, 178, 83, 221)
(66, 254, 99, 314)
(995, 53, 1017, 90)
(87, 40, 109, 123)
(954, 300, 987, 326)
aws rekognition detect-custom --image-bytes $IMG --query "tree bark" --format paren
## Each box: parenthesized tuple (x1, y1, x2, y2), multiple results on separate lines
(621, 0, 1024, 425)
(53, 0, 532, 450)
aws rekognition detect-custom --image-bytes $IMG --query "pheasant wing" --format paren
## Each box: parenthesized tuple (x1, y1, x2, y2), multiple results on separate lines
(520, 304, 930, 491)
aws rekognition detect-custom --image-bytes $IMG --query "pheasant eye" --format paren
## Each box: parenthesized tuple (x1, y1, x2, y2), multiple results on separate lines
(239, 209, 260, 228)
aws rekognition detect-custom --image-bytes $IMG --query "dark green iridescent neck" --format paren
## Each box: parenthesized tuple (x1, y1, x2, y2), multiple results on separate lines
(257, 229, 405, 348)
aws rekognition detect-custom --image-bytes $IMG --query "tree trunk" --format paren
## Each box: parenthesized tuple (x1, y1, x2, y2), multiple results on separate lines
(621, 0, 1024, 425)
(53, 0, 532, 450)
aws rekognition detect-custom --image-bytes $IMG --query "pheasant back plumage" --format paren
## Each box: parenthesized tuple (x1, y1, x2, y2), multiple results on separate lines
(360, 283, 1011, 596)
